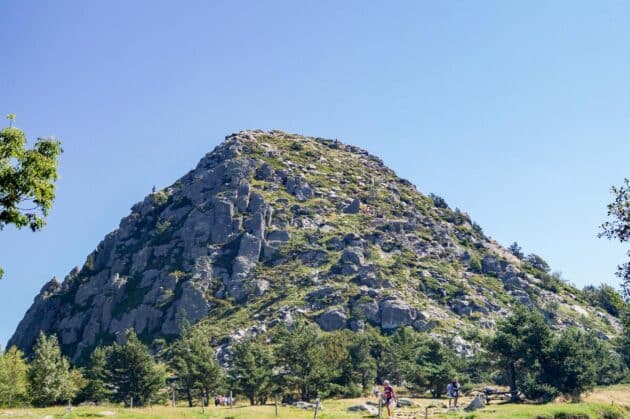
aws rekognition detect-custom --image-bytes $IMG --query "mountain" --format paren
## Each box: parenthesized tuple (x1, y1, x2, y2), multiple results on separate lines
(9, 130, 620, 361)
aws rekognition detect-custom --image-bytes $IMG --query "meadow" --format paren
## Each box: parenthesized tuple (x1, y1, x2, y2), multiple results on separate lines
(2, 385, 628, 419)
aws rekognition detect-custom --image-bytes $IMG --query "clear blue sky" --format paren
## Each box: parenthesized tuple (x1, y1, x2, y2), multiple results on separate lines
(1, 1, 628, 347)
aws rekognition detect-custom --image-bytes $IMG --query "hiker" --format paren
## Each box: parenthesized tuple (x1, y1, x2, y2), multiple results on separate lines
(447, 379, 460, 408)
(382, 380, 397, 417)
(372, 385, 380, 398)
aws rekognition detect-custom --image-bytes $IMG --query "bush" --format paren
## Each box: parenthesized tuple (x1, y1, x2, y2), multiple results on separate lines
(429, 193, 449, 209)
(520, 374, 558, 402)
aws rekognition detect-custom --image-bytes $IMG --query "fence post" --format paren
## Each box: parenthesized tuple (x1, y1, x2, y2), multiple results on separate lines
(230, 390, 233, 408)
(275, 393, 279, 417)
(313, 398, 320, 419)
(378, 397, 382, 419)
(130, 397, 133, 409)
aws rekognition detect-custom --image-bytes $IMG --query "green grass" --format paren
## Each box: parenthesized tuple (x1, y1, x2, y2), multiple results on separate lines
(4, 389, 629, 419)
(444, 402, 628, 419)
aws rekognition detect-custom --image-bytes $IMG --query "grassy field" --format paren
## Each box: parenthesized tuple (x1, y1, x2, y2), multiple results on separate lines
(1, 386, 628, 418)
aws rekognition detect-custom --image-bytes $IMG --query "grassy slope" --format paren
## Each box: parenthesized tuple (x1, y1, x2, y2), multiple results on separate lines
(3, 386, 628, 418)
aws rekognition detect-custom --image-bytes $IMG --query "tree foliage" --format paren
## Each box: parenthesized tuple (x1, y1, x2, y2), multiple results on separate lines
(105, 330, 165, 406)
(168, 325, 223, 407)
(0, 346, 29, 407)
(27, 333, 80, 407)
(508, 242, 524, 259)
(229, 338, 275, 405)
(80, 346, 111, 404)
(599, 178, 630, 300)
(0, 126, 62, 278)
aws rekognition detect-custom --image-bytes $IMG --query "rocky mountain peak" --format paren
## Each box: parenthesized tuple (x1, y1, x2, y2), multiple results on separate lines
(9, 130, 620, 361)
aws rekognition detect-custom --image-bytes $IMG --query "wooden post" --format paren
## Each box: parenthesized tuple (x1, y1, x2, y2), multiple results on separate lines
(172, 390, 176, 407)
(275, 393, 279, 417)
(313, 398, 319, 419)
(130, 397, 133, 409)
(201, 395, 205, 415)
(230, 390, 233, 408)
(378, 397, 382, 419)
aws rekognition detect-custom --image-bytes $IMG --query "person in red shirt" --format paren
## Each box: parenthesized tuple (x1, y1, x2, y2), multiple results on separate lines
(382, 380, 397, 417)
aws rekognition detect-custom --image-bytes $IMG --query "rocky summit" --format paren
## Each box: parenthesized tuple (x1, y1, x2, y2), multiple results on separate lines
(9, 130, 620, 361)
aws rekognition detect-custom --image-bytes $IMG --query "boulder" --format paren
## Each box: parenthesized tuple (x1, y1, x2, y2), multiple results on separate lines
(380, 299, 416, 329)
(465, 395, 486, 412)
(316, 308, 347, 331)
(347, 404, 377, 414)
(397, 397, 413, 407)
(343, 198, 361, 214)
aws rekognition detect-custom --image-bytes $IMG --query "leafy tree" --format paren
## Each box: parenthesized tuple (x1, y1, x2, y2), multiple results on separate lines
(0, 346, 29, 407)
(168, 326, 223, 407)
(599, 178, 630, 298)
(599, 179, 630, 370)
(106, 330, 165, 406)
(0, 125, 62, 278)
(80, 346, 111, 404)
(582, 284, 625, 316)
(230, 338, 275, 405)
(487, 305, 552, 401)
(28, 332, 78, 407)
(508, 242, 524, 259)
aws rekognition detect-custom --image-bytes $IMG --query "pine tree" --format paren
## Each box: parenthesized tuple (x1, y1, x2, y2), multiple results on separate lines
(230, 338, 275, 405)
(81, 346, 111, 404)
(0, 346, 29, 407)
(275, 323, 329, 400)
(106, 330, 165, 406)
(28, 332, 78, 407)
(544, 328, 597, 401)
(169, 326, 223, 407)
(487, 305, 552, 401)
(347, 334, 377, 392)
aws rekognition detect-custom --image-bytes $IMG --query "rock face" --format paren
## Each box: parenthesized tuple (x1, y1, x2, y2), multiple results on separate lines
(9, 130, 619, 361)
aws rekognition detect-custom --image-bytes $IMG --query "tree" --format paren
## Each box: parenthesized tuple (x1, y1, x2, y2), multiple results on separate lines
(599, 178, 630, 299)
(80, 346, 112, 404)
(526, 254, 551, 273)
(487, 305, 552, 401)
(544, 328, 597, 401)
(275, 323, 329, 400)
(347, 334, 377, 392)
(0, 346, 29, 407)
(379, 327, 418, 384)
(508, 242, 524, 259)
(28, 332, 78, 407)
(582, 284, 625, 317)
(106, 330, 165, 406)
(0, 125, 62, 278)
(168, 326, 223, 407)
(407, 338, 455, 398)
(599, 179, 630, 371)
(230, 338, 275, 405)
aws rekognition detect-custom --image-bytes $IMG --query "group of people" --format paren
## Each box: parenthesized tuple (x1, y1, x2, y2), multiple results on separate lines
(374, 378, 461, 417)
(213, 395, 234, 407)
